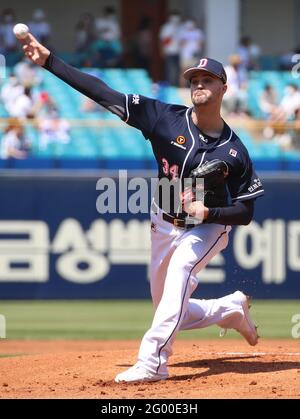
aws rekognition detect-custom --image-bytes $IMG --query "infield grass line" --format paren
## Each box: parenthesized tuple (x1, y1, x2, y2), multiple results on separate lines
(0, 300, 299, 340)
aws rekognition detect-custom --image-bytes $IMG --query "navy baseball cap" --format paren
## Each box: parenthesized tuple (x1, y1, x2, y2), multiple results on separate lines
(183, 58, 227, 84)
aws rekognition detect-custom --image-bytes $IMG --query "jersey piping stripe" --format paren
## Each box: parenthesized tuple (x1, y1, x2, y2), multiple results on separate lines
(155, 227, 228, 374)
(194, 151, 207, 172)
(175, 108, 196, 216)
(216, 129, 233, 147)
(124, 94, 129, 123)
(181, 107, 196, 182)
(232, 190, 265, 201)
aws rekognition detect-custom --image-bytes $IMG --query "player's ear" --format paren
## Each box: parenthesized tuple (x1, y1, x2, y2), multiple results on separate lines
(222, 83, 228, 95)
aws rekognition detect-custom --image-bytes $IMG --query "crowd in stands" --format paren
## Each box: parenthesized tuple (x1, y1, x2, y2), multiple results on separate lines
(74, 7, 122, 68)
(159, 11, 205, 87)
(258, 83, 300, 150)
(0, 58, 71, 159)
(1, 7, 300, 159)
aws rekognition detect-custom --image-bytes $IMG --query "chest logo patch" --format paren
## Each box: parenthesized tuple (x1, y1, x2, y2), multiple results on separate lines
(176, 136, 186, 145)
(229, 148, 238, 157)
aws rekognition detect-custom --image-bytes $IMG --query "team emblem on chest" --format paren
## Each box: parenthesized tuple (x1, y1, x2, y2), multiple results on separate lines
(171, 136, 187, 150)
(176, 136, 186, 145)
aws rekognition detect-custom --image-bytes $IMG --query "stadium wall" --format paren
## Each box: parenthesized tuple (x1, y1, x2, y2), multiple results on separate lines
(241, 0, 295, 54)
(0, 171, 299, 300)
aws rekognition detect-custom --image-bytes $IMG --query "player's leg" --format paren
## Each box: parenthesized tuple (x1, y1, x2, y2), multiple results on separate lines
(180, 290, 258, 346)
(180, 292, 246, 330)
(115, 222, 229, 382)
(136, 223, 229, 376)
(149, 209, 178, 309)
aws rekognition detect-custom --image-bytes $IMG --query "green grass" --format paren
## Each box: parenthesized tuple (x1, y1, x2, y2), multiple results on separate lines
(0, 354, 25, 358)
(0, 300, 299, 340)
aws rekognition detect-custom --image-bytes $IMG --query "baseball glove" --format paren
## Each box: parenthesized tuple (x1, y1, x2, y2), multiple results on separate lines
(182, 159, 229, 209)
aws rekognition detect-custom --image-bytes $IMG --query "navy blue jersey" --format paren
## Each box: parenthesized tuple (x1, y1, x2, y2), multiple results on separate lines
(125, 94, 264, 210)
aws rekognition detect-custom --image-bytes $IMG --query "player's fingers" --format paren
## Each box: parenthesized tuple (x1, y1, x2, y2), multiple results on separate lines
(32, 51, 40, 61)
(19, 32, 36, 44)
(23, 44, 35, 56)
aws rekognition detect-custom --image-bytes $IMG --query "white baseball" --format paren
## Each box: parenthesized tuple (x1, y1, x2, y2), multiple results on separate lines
(13, 23, 29, 39)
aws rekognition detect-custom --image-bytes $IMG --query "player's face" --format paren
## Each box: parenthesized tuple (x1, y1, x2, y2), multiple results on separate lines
(190, 73, 227, 107)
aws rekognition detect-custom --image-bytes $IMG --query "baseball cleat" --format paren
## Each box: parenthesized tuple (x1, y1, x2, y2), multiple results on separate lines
(219, 291, 259, 346)
(234, 291, 259, 346)
(115, 364, 168, 383)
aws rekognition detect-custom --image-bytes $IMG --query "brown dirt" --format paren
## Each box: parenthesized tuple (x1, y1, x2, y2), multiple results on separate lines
(0, 339, 299, 399)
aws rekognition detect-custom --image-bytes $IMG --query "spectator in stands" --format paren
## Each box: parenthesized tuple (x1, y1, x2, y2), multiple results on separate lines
(34, 90, 57, 116)
(91, 6, 122, 67)
(39, 105, 71, 149)
(9, 86, 35, 119)
(14, 57, 42, 87)
(238, 36, 261, 72)
(279, 50, 294, 71)
(1, 73, 23, 113)
(264, 84, 300, 148)
(259, 84, 279, 140)
(259, 84, 278, 119)
(95, 6, 120, 42)
(278, 83, 300, 120)
(1, 118, 31, 159)
(74, 13, 96, 54)
(278, 46, 300, 71)
(0, 8, 18, 55)
(178, 19, 205, 87)
(28, 9, 51, 47)
(131, 16, 154, 73)
(159, 11, 182, 86)
(222, 55, 248, 116)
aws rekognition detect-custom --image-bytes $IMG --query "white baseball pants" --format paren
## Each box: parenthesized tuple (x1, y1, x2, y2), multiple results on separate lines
(137, 206, 244, 376)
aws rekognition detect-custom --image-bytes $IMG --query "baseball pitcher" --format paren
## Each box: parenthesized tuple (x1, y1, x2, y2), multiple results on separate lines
(18, 32, 264, 383)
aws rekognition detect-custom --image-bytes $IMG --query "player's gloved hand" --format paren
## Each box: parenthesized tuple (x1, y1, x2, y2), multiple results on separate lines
(189, 159, 229, 208)
(19, 33, 50, 67)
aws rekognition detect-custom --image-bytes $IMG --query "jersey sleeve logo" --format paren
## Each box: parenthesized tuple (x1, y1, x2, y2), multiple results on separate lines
(132, 94, 140, 105)
(229, 148, 238, 157)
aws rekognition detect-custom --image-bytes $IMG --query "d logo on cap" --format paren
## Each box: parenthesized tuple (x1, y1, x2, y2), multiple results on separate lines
(198, 58, 208, 68)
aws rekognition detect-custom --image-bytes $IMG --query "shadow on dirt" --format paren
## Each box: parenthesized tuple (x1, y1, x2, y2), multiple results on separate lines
(168, 355, 300, 381)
